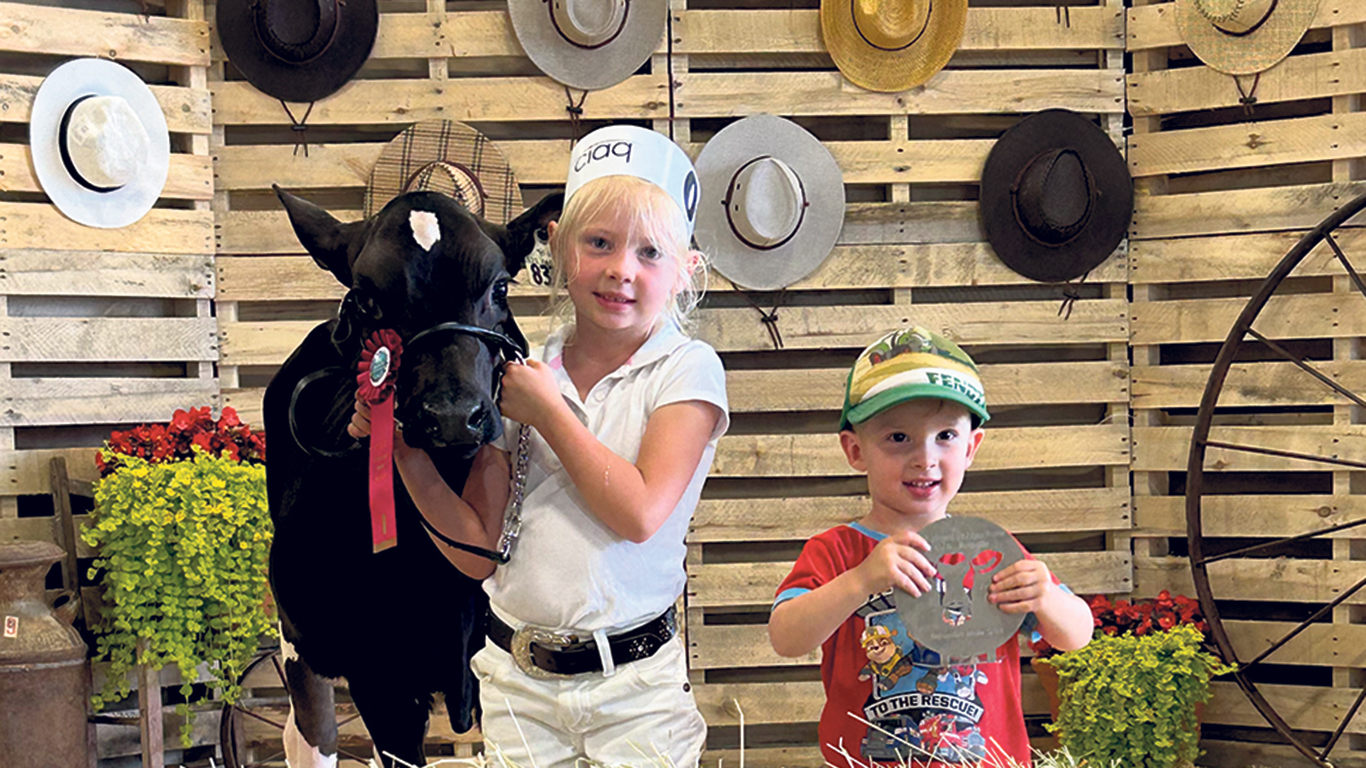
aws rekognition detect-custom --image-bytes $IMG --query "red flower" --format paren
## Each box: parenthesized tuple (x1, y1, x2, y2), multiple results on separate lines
(99, 407, 267, 476)
(1032, 591, 1214, 659)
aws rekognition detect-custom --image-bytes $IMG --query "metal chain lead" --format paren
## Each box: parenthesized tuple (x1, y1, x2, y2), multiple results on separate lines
(495, 423, 531, 561)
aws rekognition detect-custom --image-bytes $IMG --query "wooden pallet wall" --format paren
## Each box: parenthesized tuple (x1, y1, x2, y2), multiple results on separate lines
(1128, 2, 1366, 766)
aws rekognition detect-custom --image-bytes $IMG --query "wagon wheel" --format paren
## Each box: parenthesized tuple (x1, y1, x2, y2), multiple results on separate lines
(219, 645, 371, 767)
(1186, 190, 1366, 767)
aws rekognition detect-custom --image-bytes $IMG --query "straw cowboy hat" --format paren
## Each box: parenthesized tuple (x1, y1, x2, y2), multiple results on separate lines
(1176, 0, 1321, 76)
(217, 0, 379, 103)
(365, 121, 523, 225)
(30, 59, 170, 229)
(822, 0, 968, 93)
(694, 115, 846, 291)
(509, 0, 666, 91)
(979, 109, 1132, 284)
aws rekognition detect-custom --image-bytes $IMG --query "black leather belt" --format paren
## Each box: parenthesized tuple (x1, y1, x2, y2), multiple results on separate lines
(488, 606, 677, 679)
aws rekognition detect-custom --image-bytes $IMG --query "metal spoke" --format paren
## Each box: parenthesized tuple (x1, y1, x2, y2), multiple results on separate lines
(229, 702, 288, 730)
(1245, 327, 1366, 410)
(1202, 439, 1366, 471)
(1323, 232, 1366, 304)
(1196, 516, 1366, 565)
(1321, 681, 1366, 759)
(1242, 573, 1366, 670)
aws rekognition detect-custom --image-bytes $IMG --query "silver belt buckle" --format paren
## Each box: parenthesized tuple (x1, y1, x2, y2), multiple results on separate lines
(510, 625, 576, 680)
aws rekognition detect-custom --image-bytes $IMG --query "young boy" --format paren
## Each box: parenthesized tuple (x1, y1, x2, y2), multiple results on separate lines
(768, 326, 1093, 766)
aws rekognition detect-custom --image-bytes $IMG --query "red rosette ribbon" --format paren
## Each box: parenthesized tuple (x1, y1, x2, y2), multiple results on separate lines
(357, 329, 403, 553)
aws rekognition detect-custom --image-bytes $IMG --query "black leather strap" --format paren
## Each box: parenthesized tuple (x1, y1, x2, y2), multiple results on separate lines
(488, 607, 677, 676)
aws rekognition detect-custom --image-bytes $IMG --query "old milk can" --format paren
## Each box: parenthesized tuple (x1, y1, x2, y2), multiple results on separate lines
(0, 541, 91, 768)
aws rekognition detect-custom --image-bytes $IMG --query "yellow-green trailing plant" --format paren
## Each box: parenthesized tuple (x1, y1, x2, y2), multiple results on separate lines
(1045, 624, 1235, 768)
(81, 407, 274, 745)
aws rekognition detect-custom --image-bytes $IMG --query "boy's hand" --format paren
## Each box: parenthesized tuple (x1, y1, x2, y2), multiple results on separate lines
(855, 531, 936, 597)
(989, 559, 1054, 614)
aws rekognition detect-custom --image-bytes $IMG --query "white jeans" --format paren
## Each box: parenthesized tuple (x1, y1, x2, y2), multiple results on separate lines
(471, 635, 706, 768)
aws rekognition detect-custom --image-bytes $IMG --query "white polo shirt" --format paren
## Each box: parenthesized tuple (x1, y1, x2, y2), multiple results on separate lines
(487, 319, 729, 633)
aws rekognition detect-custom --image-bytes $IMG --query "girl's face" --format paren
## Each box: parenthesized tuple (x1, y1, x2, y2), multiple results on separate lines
(556, 196, 689, 338)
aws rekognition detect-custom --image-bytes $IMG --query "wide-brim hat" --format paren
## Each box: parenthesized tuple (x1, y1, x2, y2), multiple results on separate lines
(217, 0, 378, 103)
(365, 120, 523, 225)
(509, 0, 666, 91)
(979, 109, 1132, 285)
(822, 0, 967, 93)
(30, 59, 170, 229)
(695, 115, 846, 291)
(1176, 0, 1320, 76)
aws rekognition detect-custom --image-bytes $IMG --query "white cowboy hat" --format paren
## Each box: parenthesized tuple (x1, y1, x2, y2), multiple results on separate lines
(694, 115, 846, 291)
(1175, 0, 1321, 76)
(508, 0, 666, 91)
(30, 59, 170, 229)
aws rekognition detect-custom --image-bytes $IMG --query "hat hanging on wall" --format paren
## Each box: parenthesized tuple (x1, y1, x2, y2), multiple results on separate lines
(366, 121, 523, 225)
(1175, 0, 1321, 76)
(216, 0, 379, 103)
(694, 115, 846, 291)
(821, 0, 968, 93)
(508, 0, 666, 91)
(30, 58, 170, 229)
(979, 109, 1133, 284)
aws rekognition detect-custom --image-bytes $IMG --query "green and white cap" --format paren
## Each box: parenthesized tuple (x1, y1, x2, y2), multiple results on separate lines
(841, 326, 990, 430)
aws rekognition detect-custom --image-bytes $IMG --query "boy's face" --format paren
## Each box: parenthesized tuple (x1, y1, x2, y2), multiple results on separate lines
(839, 398, 985, 528)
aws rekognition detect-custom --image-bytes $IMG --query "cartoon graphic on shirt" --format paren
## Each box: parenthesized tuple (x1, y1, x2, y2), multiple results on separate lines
(855, 591, 990, 764)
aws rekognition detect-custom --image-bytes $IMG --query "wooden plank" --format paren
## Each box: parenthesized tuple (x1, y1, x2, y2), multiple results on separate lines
(3, 377, 219, 428)
(1132, 360, 1366, 409)
(1127, 0, 1366, 52)
(1135, 494, 1366, 539)
(0, 203, 214, 254)
(0, 2, 209, 66)
(0, 74, 211, 134)
(1200, 740, 1366, 768)
(0, 515, 98, 558)
(692, 488, 1132, 543)
(1134, 424, 1366, 472)
(1132, 182, 1366, 240)
(2, 448, 100, 495)
(1130, 228, 1366, 284)
(1130, 292, 1364, 345)
(1128, 112, 1366, 178)
(1128, 47, 1366, 117)
(676, 70, 1125, 118)
(0, 144, 213, 201)
(210, 76, 669, 125)
(689, 552, 1132, 608)
(0, 251, 214, 298)
(1136, 554, 1366, 607)
(0, 317, 219, 363)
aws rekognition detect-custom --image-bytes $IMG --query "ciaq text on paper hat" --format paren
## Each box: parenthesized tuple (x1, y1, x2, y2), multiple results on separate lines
(509, 0, 666, 91)
(821, 0, 968, 93)
(216, 0, 379, 103)
(979, 109, 1132, 284)
(1176, 0, 1321, 76)
(565, 125, 699, 235)
(366, 121, 523, 225)
(30, 58, 170, 229)
(694, 114, 846, 291)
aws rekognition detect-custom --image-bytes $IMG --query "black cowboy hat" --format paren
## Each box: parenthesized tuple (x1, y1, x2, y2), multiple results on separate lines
(217, 0, 378, 103)
(980, 109, 1133, 284)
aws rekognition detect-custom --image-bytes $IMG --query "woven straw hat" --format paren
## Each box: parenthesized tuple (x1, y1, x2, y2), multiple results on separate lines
(1175, 0, 1320, 76)
(509, 0, 666, 91)
(821, 0, 967, 93)
(365, 121, 522, 224)
(30, 59, 170, 229)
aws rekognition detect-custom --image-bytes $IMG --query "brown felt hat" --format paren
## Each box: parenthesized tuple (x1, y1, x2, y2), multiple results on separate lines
(1176, 0, 1320, 76)
(365, 121, 523, 225)
(217, 0, 378, 103)
(979, 110, 1132, 284)
(821, 0, 967, 93)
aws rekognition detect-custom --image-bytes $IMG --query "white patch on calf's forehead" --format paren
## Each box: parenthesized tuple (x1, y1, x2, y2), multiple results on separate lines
(410, 210, 441, 251)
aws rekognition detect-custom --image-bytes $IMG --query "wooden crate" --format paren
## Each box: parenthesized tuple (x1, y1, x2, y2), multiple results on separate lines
(1127, 2, 1366, 766)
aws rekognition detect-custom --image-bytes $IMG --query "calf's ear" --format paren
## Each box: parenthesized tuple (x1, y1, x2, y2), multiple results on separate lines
(483, 192, 564, 277)
(275, 184, 373, 287)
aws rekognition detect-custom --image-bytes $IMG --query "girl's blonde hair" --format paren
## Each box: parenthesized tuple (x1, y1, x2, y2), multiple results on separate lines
(546, 175, 708, 331)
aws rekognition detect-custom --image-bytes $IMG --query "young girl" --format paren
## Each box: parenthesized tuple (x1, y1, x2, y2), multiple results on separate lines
(352, 125, 727, 768)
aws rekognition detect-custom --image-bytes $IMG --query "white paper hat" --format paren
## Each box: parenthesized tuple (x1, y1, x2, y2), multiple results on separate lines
(30, 59, 170, 229)
(564, 125, 700, 236)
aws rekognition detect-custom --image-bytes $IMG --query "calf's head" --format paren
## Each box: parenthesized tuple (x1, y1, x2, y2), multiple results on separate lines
(276, 185, 561, 453)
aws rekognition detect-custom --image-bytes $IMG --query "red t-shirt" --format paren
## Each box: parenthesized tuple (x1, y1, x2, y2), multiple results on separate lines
(775, 522, 1061, 767)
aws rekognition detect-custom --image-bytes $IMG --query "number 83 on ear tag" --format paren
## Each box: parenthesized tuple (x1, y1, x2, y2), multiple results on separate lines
(525, 227, 555, 287)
